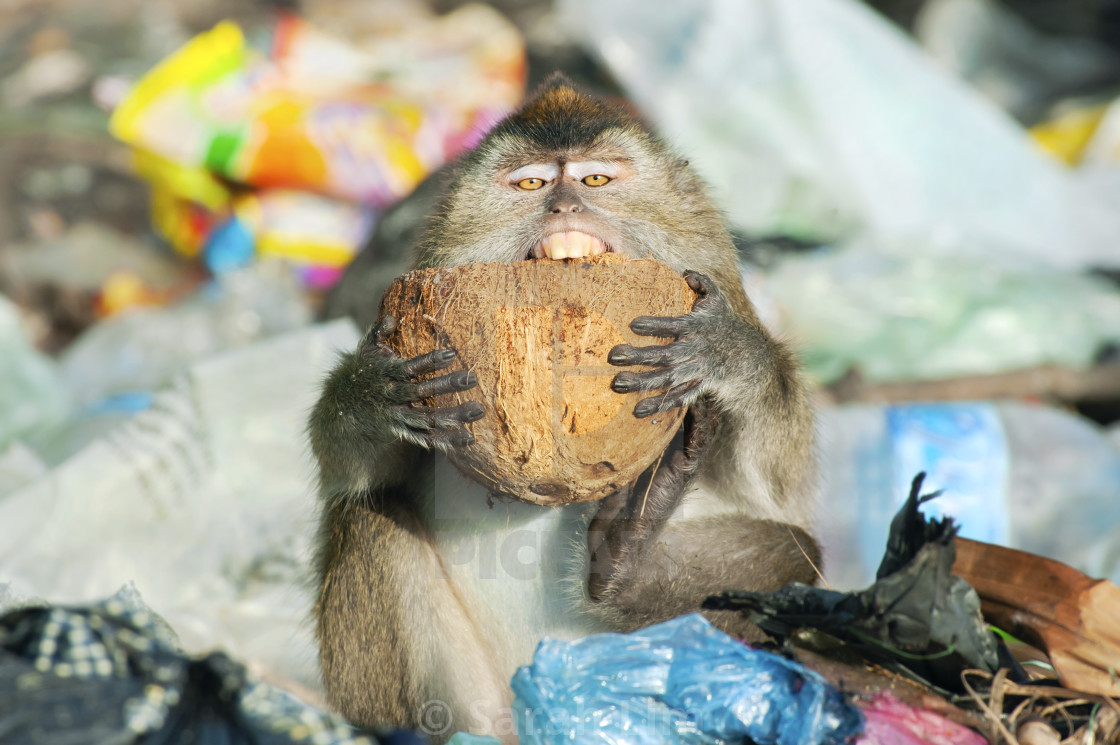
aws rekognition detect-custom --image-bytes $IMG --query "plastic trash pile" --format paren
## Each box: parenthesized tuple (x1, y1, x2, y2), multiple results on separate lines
(107, 6, 525, 288)
(7, 473, 1117, 743)
(0, 314, 361, 690)
(559, 0, 1120, 385)
(2, 0, 1120, 743)
(0, 584, 401, 745)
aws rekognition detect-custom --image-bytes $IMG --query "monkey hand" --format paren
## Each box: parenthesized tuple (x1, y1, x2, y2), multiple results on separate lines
(323, 315, 484, 453)
(587, 399, 720, 602)
(608, 271, 750, 418)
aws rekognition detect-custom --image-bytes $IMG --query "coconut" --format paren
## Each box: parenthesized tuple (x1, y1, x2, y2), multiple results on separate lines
(379, 253, 695, 506)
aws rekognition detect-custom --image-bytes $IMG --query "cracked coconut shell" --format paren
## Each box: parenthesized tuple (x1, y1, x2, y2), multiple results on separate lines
(379, 253, 695, 505)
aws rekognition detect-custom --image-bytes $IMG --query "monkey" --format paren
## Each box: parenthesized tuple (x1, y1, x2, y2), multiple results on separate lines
(308, 75, 820, 742)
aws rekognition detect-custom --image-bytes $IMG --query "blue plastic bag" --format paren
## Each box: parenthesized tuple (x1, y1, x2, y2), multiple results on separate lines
(511, 614, 863, 745)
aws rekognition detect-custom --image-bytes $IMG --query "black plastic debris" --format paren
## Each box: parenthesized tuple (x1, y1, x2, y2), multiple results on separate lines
(704, 472, 1014, 692)
(0, 590, 420, 745)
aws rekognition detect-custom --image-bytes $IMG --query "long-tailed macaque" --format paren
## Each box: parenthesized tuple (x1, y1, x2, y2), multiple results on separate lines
(309, 76, 820, 742)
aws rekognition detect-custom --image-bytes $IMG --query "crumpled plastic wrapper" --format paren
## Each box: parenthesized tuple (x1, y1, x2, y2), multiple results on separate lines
(511, 613, 863, 745)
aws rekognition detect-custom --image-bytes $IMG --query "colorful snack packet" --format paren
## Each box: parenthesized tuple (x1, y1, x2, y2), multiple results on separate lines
(110, 9, 525, 206)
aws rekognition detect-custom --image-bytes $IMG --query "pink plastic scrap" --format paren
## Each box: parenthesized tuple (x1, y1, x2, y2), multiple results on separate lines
(857, 692, 987, 745)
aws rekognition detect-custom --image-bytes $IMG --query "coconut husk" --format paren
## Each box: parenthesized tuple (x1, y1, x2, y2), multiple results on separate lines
(379, 253, 695, 506)
(953, 537, 1120, 699)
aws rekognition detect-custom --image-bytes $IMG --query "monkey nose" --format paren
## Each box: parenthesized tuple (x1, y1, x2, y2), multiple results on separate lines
(550, 201, 583, 213)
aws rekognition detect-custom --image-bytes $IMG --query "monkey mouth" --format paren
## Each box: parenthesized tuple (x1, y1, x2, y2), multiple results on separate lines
(530, 231, 611, 260)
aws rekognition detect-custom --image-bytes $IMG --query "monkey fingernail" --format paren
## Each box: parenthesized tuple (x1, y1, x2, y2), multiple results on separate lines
(465, 403, 485, 421)
(608, 347, 632, 365)
(611, 374, 634, 392)
(453, 371, 478, 389)
(633, 400, 660, 418)
(435, 349, 456, 363)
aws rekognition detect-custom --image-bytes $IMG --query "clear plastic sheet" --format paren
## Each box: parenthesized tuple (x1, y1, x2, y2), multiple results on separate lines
(559, 0, 1120, 270)
(0, 319, 361, 691)
(762, 250, 1120, 385)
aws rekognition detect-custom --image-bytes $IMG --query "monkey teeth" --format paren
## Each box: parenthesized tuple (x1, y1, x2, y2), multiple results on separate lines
(535, 231, 607, 260)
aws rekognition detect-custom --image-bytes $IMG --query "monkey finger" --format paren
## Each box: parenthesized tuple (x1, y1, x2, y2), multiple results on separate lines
(424, 427, 475, 450)
(682, 399, 720, 464)
(628, 315, 689, 338)
(683, 271, 717, 298)
(587, 488, 631, 560)
(403, 349, 458, 377)
(395, 402, 483, 448)
(407, 370, 478, 401)
(682, 272, 726, 314)
(424, 401, 485, 430)
(611, 368, 675, 393)
(633, 381, 700, 418)
(608, 342, 680, 368)
(372, 316, 399, 346)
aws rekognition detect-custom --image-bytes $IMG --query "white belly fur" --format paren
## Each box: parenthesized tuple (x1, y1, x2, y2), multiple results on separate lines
(417, 456, 746, 740)
(424, 455, 609, 684)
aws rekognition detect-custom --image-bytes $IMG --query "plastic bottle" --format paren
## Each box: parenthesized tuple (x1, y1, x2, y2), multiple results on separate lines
(816, 401, 1120, 591)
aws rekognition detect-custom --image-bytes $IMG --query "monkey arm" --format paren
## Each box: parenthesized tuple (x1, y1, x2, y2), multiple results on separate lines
(585, 394, 820, 639)
(309, 321, 506, 736)
(587, 400, 719, 599)
(314, 474, 514, 738)
(590, 271, 820, 634)
(308, 316, 484, 498)
(608, 271, 816, 526)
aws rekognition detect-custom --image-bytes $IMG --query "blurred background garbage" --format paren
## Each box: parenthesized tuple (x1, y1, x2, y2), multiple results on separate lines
(3, 0, 1120, 738)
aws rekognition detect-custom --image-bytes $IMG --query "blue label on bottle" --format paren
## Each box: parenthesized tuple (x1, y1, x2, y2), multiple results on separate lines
(886, 402, 1010, 545)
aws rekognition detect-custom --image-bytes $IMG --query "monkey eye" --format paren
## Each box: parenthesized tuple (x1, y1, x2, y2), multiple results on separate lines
(516, 177, 546, 190)
(582, 174, 611, 187)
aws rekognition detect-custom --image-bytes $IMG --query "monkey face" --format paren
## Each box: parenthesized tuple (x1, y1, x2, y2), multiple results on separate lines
(504, 158, 630, 260)
(418, 78, 726, 274)
(431, 138, 698, 269)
